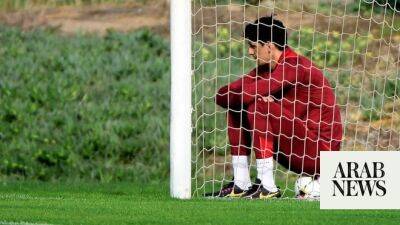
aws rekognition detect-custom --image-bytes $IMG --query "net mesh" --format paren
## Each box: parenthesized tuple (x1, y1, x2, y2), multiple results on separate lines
(191, 0, 400, 197)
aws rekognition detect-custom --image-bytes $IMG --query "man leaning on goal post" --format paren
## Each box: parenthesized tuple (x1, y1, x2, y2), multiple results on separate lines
(207, 15, 343, 199)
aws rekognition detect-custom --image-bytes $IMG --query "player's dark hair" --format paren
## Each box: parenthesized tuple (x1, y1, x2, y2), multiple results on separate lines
(244, 15, 287, 50)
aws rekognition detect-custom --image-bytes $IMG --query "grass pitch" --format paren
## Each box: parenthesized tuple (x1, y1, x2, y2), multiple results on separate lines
(0, 182, 399, 225)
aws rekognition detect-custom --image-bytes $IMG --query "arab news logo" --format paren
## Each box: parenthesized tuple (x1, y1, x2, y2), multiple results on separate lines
(331, 162, 386, 197)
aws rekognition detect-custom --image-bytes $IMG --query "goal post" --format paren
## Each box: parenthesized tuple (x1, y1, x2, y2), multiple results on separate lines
(170, 0, 192, 199)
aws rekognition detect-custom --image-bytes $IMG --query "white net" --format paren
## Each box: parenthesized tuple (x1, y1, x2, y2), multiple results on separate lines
(191, 0, 399, 197)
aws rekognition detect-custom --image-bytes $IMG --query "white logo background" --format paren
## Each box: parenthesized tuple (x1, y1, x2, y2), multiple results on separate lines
(320, 151, 400, 209)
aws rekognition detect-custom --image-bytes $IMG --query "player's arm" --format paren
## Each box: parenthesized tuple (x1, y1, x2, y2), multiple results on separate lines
(215, 70, 257, 109)
(241, 58, 298, 105)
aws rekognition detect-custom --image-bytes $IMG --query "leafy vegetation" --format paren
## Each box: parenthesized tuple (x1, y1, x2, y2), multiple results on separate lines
(0, 26, 170, 182)
(288, 28, 372, 68)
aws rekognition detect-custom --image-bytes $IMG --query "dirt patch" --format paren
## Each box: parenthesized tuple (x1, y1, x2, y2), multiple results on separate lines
(0, 2, 169, 35)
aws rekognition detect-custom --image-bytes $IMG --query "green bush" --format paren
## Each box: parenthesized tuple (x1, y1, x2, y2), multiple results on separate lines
(0, 26, 170, 182)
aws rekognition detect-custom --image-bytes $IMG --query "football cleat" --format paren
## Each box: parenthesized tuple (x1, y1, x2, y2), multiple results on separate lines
(222, 185, 247, 198)
(205, 179, 246, 198)
(242, 178, 262, 198)
(243, 185, 281, 199)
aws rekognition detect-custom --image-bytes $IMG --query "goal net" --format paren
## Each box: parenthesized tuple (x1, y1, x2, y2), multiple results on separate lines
(191, 0, 399, 197)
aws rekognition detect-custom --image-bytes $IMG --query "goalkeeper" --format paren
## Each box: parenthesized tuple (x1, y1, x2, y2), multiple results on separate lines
(210, 16, 343, 199)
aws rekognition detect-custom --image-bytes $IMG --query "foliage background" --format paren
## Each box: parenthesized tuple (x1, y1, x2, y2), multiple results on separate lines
(0, 27, 171, 182)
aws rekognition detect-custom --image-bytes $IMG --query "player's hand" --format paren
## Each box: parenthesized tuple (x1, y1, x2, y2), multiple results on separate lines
(258, 96, 274, 102)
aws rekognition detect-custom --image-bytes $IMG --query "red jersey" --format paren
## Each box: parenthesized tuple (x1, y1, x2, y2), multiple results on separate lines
(216, 47, 343, 151)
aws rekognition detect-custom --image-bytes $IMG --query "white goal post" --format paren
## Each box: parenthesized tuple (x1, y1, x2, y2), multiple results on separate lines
(170, 0, 192, 199)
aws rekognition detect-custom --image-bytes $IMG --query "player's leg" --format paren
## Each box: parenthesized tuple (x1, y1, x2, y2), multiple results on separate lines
(243, 99, 281, 199)
(227, 110, 253, 193)
(206, 110, 252, 197)
(263, 102, 320, 176)
(275, 133, 319, 176)
(227, 109, 252, 157)
(256, 99, 323, 199)
(244, 98, 323, 198)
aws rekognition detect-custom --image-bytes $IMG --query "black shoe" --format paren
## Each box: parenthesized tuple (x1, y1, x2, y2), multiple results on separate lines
(205, 179, 246, 198)
(244, 185, 281, 199)
(242, 178, 262, 198)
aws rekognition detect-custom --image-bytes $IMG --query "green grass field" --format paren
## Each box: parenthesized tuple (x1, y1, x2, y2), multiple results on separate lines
(0, 182, 399, 225)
